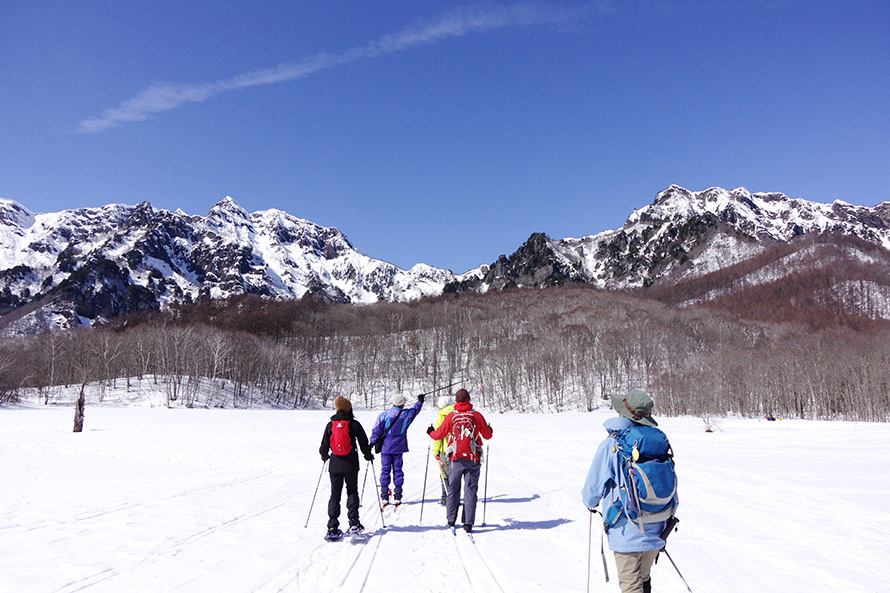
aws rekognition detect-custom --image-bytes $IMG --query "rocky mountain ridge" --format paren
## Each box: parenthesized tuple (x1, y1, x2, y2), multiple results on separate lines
(2, 185, 890, 334)
(455, 185, 890, 292)
(0, 197, 455, 334)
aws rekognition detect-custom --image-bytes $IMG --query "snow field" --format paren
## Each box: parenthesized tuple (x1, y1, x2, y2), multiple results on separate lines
(1, 407, 888, 592)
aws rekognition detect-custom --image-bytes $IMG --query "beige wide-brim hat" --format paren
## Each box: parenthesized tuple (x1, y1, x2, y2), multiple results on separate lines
(612, 390, 658, 427)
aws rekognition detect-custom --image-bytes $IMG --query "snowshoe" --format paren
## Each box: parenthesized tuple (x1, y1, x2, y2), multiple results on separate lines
(347, 523, 365, 534)
(324, 528, 343, 542)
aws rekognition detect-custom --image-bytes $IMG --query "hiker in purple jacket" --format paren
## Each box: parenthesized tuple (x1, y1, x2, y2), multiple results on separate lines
(369, 393, 425, 505)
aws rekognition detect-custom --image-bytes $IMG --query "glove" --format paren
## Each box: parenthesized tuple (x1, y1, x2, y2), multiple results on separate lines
(321, 454, 329, 462)
(426, 425, 435, 435)
(418, 393, 425, 403)
(364, 452, 374, 462)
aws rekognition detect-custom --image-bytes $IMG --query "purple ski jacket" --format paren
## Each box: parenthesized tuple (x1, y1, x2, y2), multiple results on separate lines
(369, 398, 423, 455)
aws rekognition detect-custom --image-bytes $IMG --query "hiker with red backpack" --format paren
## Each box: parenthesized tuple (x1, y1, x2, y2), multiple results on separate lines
(581, 390, 680, 593)
(426, 388, 493, 533)
(369, 393, 425, 506)
(319, 396, 374, 540)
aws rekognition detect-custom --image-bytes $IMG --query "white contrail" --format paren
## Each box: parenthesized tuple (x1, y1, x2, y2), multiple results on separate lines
(76, 3, 585, 133)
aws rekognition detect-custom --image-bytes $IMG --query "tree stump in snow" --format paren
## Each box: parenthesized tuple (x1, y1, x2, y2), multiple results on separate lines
(73, 384, 86, 433)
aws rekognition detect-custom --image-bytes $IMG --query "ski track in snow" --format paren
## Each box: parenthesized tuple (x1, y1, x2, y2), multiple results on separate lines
(1, 406, 888, 592)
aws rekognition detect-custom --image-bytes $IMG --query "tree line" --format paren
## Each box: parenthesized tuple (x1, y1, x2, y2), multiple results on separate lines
(1, 286, 888, 421)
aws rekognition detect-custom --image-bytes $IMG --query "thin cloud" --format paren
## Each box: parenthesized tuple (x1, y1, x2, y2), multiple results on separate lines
(76, 3, 587, 134)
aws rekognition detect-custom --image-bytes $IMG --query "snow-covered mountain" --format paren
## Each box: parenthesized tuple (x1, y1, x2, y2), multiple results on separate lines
(3, 185, 890, 334)
(452, 185, 890, 296)
(0, 197, 456, 333)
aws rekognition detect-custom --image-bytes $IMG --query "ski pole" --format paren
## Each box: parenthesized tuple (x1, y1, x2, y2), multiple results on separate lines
(662, 548, 693, 592)
(588, 509, 609, 583)
(419, 380, 463, 398)
(587, 510, 593, 593)
(360, 457, 370, 507)
(371, 459, 387, 529)
(481, 443, 490, 526)
(419, 438, 431, 522)
(304, 459, 328, 528)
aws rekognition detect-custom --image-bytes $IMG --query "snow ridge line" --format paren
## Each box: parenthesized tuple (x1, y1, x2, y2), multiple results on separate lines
(252, 531, 361, 593)
(2, 469, 279, 535)
(166, 468, 278, 500)
(52, 501, 288, 593)
(466, 532, 508, 593)
(452, 528, 508, 593)
(340, 491, 398, 591)
(451, 529, 480, 593)
(348, 531, 384, 592)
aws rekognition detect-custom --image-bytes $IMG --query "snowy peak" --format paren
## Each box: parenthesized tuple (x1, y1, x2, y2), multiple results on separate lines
(252, 208, 354, 260)
(209, 196, 249, 219)
(3, 184, 890, 335)
(0, 196, 456, 334)
(631, 185, 890, 247)
(0, 198, 35, 229)
(463, 185, 890, 300)
(205, 196, 256, 243)
(444, 232, 582, 293)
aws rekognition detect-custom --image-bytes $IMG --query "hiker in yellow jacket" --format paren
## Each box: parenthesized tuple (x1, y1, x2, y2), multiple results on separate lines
(432, 395, 455, 505)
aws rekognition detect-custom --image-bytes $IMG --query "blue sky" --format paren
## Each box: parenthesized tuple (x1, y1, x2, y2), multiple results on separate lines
(2, 1, 888, 273)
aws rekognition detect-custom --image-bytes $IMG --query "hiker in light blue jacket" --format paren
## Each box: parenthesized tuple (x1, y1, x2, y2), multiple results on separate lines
(369, 393, 424, 504)
(582, 390, 679, 593)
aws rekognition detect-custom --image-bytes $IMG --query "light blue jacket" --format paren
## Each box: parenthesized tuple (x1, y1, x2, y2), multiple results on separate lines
(581, 416, 679, 553)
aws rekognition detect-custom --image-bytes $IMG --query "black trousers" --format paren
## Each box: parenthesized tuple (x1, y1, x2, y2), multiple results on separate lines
(327, 471, 359, 529)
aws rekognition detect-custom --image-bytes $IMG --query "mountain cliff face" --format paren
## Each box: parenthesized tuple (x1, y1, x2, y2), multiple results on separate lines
(459, 185, 890, 289)
(3, 185, 890, 335)
(0, 197, 455, 334)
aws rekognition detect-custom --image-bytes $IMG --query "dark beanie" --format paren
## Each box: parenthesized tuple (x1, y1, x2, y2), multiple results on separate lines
(334, 396, 352, 412)
(455, 388, 470, 403)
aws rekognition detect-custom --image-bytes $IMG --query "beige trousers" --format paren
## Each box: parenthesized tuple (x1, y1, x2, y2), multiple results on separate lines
(613, 550, 659, 593)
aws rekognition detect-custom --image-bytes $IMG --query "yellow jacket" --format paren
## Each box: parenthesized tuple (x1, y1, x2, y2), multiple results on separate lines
(432, 404, 454, 455)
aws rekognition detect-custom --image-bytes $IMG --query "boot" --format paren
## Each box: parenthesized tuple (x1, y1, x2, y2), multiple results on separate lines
(642, 578, 651, 593)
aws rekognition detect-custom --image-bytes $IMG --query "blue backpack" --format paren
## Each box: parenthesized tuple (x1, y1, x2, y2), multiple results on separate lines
(605, 425, 677, 530)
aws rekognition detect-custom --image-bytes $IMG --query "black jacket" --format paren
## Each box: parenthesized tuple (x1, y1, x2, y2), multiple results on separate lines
(319, 409, 373, 474)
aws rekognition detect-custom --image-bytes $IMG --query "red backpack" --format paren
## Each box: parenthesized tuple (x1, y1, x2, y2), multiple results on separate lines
(330, 420, 353, 456)
(446, 410, 483, 462)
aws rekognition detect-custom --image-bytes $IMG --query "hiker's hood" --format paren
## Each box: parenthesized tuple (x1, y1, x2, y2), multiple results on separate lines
(330, 409, 354, 422)
(603, 416, 634, 435)
(455, 401, 474, 413)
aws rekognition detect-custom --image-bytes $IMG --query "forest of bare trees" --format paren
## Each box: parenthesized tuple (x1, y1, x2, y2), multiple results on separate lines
(1, 285, 888, 421)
